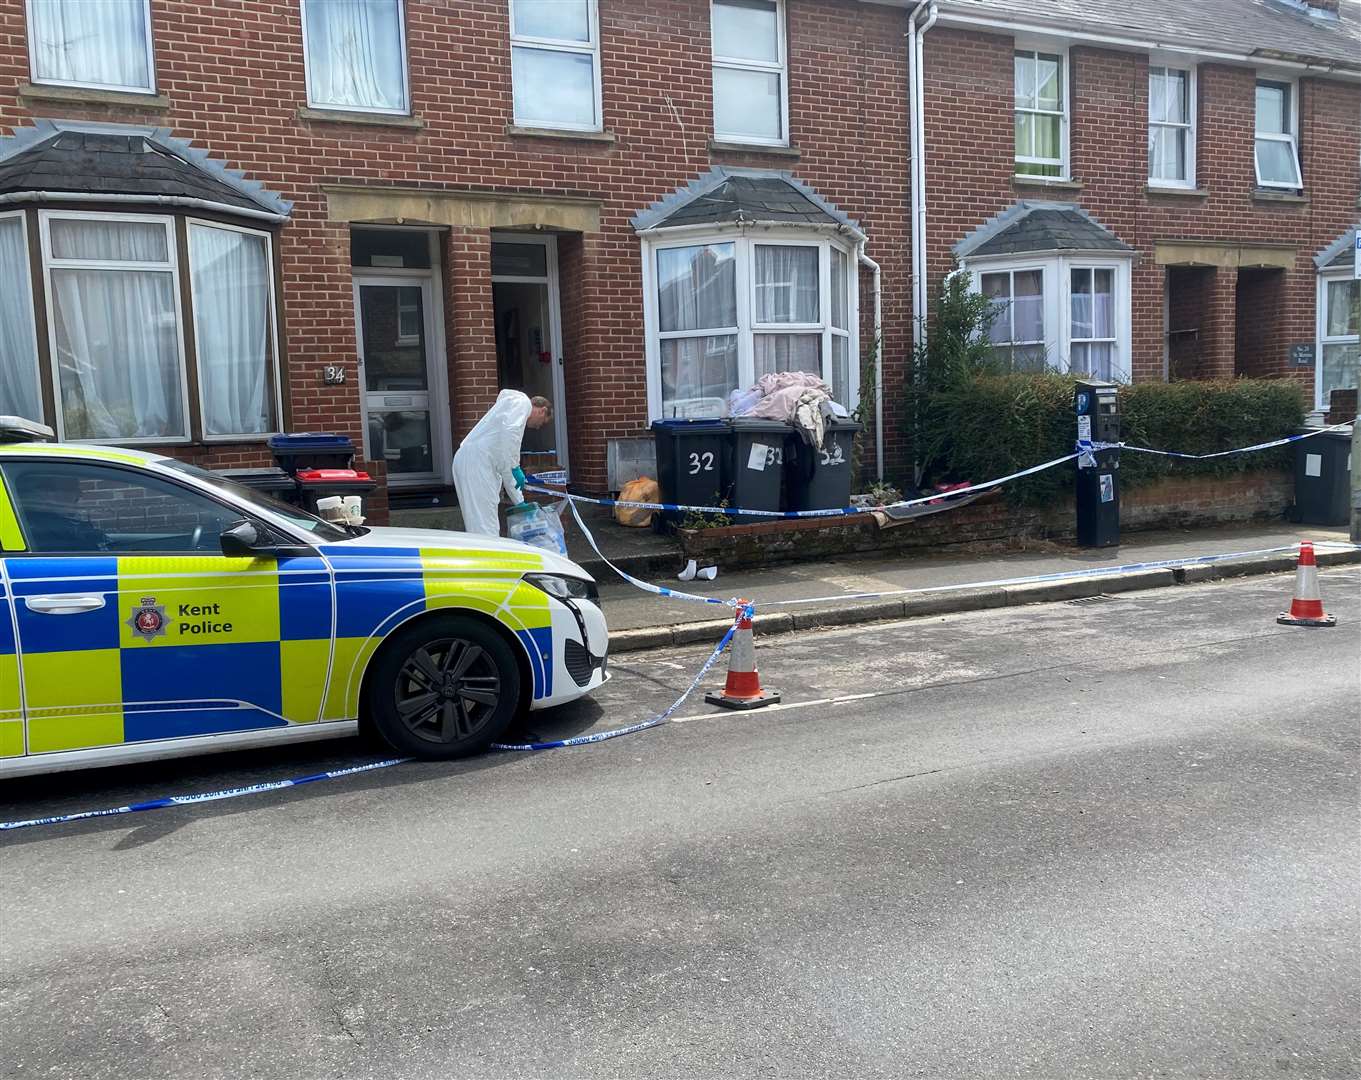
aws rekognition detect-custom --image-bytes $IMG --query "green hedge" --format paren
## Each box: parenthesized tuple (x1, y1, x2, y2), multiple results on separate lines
(912, 375, 1306, 505)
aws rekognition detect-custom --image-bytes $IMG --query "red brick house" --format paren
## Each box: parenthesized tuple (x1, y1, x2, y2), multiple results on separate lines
(0, 0, 1356, 510)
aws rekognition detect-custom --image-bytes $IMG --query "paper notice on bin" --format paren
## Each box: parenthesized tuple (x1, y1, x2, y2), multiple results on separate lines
(748, 443, 768, 471)
(1305, 453, 1322, 478)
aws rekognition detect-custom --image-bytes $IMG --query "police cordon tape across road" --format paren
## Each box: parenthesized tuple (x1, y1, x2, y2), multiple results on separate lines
(2, 424, 1355, 832)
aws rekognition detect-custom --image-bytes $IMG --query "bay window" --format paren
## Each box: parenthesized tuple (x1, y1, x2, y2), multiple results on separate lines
(1254, 79, 1302, 190)
(26, 0, 155, 93)
(712, 0, 787, 145)
(509, 0, 601, 131)
(645, 232, 859, 419)
(0, 213, 42, 421)
(1149, 65, 1195, 188)
(1316, 275, 1359, 412)
(301, 0, 409, 115)
(1014, 49, 1066, 179)
(6, 210, 281, 443)
(970, 257, 1131, 381)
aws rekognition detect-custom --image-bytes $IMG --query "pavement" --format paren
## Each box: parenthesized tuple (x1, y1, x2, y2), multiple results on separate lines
(2, 568, 1357, 1079)
(593, 521, 1360, 650)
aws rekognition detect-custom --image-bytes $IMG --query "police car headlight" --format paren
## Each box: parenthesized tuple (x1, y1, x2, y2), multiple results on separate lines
(523, 573, 599, 603)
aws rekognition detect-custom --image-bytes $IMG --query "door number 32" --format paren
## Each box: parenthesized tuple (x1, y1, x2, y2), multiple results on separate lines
(688, 451, 715, 475)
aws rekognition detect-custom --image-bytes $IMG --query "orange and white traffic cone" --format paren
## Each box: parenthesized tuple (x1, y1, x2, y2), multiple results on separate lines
(706, 601, 781, 710)
(1277, 541, 1336, 627)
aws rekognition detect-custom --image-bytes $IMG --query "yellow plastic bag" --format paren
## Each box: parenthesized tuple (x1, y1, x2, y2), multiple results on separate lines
(615, 477, 659, 528)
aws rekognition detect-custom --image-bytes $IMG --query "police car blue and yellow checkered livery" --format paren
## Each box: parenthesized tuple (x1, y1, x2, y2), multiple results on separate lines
(0, 419, 608, 776)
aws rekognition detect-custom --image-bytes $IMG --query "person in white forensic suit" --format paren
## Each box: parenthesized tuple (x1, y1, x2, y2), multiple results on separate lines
(452, 390, 553, 537)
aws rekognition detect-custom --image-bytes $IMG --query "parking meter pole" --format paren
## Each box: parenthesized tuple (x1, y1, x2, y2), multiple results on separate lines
(1075, 381, 1121, 548)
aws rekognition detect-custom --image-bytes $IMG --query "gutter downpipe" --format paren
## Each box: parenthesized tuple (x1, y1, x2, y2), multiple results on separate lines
(910, 0, 938, 356)
(857, 243, 884, 479)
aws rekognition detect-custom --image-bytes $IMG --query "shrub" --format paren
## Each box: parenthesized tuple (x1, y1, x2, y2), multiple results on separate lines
(913, 375, 1306, 505)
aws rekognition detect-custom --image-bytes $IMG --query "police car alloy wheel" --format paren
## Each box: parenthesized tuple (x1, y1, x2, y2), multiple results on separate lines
(367, 615, 521, 758)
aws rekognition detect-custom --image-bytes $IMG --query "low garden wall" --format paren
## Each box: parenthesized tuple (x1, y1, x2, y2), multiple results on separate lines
(678, 466, 1292, 569)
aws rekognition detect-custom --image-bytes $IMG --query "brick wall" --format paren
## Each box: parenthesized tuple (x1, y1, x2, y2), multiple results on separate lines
(0, 0, 912, 492)
(919, 27, 1360, 396)
(678, 468, 1294, 568)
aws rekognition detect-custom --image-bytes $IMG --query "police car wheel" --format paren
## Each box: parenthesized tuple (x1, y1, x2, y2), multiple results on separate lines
(368, 615, 520, 758)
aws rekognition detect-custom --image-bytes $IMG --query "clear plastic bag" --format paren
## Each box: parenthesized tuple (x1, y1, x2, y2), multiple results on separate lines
(507, 501, 568, 555)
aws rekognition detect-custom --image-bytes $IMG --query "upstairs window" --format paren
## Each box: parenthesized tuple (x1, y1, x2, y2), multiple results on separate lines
(1254, 79, 1302, 189)
(1014, 50, 1065, 178)
(1148, 66, 1195, 187)
(509, 0, 601, 131)
(26, 0, 155, 93)
(301, 0, 409, 115)
(712, 0, 787, 145)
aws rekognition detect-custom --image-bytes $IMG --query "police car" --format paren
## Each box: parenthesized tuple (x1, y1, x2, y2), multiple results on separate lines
(0, 417, 608, 777)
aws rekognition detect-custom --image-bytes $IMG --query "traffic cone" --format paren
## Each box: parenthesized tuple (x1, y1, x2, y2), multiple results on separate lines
(706, 601, 781, 710)
(1277, 541, 1336, 627)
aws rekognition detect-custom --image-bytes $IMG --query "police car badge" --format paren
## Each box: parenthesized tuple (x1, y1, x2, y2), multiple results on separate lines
(127, 597, 171, 642)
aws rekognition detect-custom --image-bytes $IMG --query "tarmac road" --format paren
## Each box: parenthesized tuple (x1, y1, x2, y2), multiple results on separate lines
(1, 568, 1358, 1080)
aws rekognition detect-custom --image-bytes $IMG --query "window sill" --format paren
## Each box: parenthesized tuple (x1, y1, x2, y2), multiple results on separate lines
(505, 125, 616, 145)
(297, 107, 425, 130)
(1252, 189, 1308, 205)
(1012, 175, 1084, 192)
(708, 139, 802, 160)
(1145, 184, 1208, 198)
(17, 81, 170, 110)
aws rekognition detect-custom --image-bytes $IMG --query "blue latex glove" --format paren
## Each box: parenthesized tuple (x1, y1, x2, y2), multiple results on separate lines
(512, 466, 527, 491)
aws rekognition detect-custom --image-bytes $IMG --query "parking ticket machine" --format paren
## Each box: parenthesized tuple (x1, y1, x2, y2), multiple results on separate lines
(1075, 380, 1120, 548)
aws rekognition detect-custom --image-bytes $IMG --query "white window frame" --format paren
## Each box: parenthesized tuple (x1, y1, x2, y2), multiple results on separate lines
(1254, 76, 1302, 190)
(1013, 46, 1069, 181)
(0, 210, 43, 422)
(25, 0, 157, 94)
(1147, 62, 1197, 190)
(966, 254, 1133, 382)
(508, 0, 603, 133)
(640, 228, 861, 420)
(977, 262, 1051, 369)
(299, 0, 411, 117)
(186, 218, 283, 443)
(1315, 270, 1360, 413)
(37, 209, 191, 445)
(711, 0, 789, 147)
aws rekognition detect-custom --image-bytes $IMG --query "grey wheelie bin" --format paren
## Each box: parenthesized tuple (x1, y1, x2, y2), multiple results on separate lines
(652, 419, 728, 525)
(727, 418, 791, 515)
(786, 418, 862, 512)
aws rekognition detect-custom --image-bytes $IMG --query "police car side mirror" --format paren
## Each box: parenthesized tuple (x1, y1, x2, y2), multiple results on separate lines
(220, 520, 265, 557)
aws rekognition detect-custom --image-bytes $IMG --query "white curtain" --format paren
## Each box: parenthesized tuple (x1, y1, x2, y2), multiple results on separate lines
(48, 219, 182, 440)
(660, 336, 737, 418)
(28, 0, 151, 89)
(755, 246, 818, 323)
(657, 244, 736, 332)
(305, 0, 406, 111)
(754, 333, 820, 378)
(190, 225, 272, 436)
(0, 217, 42, 421)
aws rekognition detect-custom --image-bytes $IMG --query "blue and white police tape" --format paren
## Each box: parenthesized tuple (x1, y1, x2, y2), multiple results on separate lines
(490, 609, 744, 751)
(1086, 421, 1354, 462)
(0, 611, 750, 831)
(563, 496, 737, 607)
(0, 756, 410, 832)
(527, 450, 1081, 521)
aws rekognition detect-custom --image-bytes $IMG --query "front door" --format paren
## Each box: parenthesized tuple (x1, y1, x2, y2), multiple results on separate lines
(355, 277, 444, 487)
(490, 235, 569, 476)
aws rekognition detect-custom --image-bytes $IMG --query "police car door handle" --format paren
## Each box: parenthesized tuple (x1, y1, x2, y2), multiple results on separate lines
(26, 595, 105, 615)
